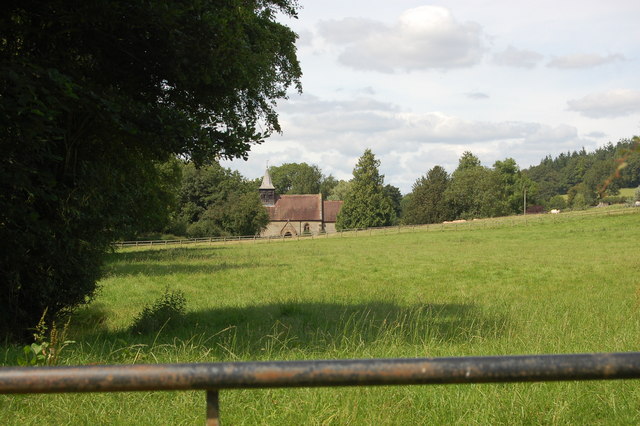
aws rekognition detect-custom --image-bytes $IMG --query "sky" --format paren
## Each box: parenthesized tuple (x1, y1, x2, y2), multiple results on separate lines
(221, 0, 640, 194)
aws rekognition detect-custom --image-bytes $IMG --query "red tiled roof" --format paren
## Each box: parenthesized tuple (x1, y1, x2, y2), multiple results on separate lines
(323, 200, 343, 223)
(267, 195, 323, 221)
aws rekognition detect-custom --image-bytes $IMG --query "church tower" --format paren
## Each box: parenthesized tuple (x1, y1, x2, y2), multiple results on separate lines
(259, 167, 276, 206)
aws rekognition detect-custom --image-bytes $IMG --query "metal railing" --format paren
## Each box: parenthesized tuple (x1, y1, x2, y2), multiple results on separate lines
(2, 352, 640, 424)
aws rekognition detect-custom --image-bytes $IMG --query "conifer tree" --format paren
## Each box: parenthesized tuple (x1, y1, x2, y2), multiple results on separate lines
(336, 149, 396, 230)
(403, 165, 451, 224)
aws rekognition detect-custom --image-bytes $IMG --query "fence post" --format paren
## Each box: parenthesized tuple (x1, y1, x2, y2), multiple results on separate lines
(206, 390, 220, 426)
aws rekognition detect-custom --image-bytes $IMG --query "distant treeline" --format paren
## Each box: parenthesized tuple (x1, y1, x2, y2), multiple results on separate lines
(136, 138, 640, 239)
(524, 138, 640, 208)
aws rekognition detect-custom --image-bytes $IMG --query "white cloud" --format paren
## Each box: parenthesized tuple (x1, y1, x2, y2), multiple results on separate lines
(317, 18, 387, 44)
(567, 89, 640, 118)
(224, 93, 585, 192)
(547, 53, 625, 69)
(493, 46, 544, 69)
(317, 6, 487, 72)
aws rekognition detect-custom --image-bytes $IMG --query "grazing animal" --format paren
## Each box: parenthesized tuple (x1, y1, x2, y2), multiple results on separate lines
(550, 209, 560, 214)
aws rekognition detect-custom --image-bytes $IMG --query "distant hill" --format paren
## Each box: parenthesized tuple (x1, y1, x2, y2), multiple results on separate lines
(523, 138, 640, 203)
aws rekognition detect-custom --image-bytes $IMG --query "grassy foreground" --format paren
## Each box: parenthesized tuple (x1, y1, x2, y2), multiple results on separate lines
(2, 208, 640, 424)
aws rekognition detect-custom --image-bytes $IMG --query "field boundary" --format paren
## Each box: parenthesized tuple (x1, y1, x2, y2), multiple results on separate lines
(115, 206, 640, 248)
(0, 352, 640, 426)
(2, 353, 639, 425)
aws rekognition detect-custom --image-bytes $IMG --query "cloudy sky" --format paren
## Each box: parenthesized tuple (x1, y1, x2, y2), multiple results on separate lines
(221, 0, 640, 193)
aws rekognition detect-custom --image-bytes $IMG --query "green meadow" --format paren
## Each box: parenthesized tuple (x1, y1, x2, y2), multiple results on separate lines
(619, 187, 638, 198)
(2, 208, 640, 424)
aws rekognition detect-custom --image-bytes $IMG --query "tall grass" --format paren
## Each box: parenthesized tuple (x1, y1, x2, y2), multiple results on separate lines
(2, 208, 640, 424)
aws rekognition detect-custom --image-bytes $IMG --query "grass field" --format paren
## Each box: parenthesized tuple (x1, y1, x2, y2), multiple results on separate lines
(2, 207, 640, 424)
(619, 187, 638, 198)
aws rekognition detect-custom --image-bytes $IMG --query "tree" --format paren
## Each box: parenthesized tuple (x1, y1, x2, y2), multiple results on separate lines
(492, 158, 536, 215)
(172, 163, 268, 237)
(328, 180, 353, 201)
(336, 149, 396, 230)
(403, 166, 451, 224)
(445, 153, 502, 219)
(269, 163, 323, 195)
(319, 175, 339, 199)
(457, 151, 482, 170)
(383, 184, 403, 221)
(567, 183, 595, 209)
(583, 158, 620, 199)
(523, 137, 640, 202)
(1, 0, 302, 340)
(186, 192, 269, 237)
(547, 195, 567, 210)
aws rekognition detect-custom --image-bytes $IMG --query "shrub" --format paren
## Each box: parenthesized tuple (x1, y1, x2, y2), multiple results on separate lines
(601, 196, 627, 205)
(547, 195, 567, 210)
(525, 205, 544, 214)
(130, 288, 187, 334)
(571, 193, 588, 210)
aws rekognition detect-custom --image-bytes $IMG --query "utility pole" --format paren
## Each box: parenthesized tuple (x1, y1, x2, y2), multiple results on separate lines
(523, 187, 527, 215)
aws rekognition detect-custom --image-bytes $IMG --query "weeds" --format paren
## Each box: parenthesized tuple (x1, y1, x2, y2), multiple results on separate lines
(17, 309, 75, 366)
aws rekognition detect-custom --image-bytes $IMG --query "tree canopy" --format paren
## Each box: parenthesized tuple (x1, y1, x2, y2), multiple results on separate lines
(172, 162, 268, 237)
(403, 166, 451, 225)
(0, 0, 302, 339)
(269, 163, 323, 195)
(524, 138, 640, 207)
(336, 149, 396, 230)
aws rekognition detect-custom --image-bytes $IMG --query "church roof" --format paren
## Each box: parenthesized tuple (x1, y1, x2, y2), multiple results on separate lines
(266, 194, 323, 221)
(259, 168, 275, 190)
(323, 200, 343, 223)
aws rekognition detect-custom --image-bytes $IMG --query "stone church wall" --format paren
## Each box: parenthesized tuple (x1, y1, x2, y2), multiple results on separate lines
(261, 220, 324, 237)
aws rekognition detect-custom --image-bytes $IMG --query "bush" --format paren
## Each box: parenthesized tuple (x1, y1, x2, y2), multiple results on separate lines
(547, 195, 567, 210)
(130, 288, 187, 334)
(571, 193, 588, 210)
(601, 196, 627, 205)
(525, 205, 544, 214)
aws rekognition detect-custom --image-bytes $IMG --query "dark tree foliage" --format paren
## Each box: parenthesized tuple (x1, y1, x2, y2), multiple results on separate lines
(336, 149, 396, 230)
(173, 163, 268, 237)
(523, 138, 640, 203)
(1, 0, 301, 340)
(403, 166, 451, 225)
(383, 184, 403, 221)
(445, 165, 501, 219)
(319, 175, 339, 199)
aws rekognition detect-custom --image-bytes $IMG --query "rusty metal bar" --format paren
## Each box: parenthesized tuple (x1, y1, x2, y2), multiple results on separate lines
(206, 390, 219, 426)
(1, 353, 640, 395)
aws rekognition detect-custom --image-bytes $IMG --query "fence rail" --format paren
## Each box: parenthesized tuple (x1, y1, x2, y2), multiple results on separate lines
(2, 352, 640, 424)
(115, 206, 640, 248)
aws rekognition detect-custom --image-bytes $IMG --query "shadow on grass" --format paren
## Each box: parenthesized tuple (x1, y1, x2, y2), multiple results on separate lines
(102, 246, 269, 278)
(106, 246, 227, 263)
(74, 301, 510, 360)
(103, 262, 266, 278)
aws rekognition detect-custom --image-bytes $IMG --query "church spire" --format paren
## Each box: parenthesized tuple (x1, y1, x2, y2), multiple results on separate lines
(259, 165, 276, 206)
(259, 166, 275, 190)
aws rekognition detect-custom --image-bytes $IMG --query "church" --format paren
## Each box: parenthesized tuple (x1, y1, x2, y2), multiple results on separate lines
(258, 169, 343, 237)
